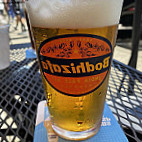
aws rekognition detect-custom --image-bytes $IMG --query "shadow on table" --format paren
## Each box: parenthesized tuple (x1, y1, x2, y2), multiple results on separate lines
(10, 43, 32, 50)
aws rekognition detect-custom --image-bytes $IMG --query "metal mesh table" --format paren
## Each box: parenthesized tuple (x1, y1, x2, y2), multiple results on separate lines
(107, 59, 142, 142)
(0, 44, 142, 142)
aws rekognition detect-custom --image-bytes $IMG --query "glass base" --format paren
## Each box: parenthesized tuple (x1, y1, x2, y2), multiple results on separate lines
(52, 120, 101, 141)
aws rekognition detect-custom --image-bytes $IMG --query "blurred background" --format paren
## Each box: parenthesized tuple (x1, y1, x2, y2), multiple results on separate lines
(0, 0, 142, 71)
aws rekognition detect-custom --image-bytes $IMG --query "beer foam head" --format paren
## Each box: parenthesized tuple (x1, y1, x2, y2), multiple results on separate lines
(26, 0, 123, 29)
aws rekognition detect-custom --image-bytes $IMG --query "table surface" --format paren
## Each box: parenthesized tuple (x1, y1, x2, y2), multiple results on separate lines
(0, 43, 142, 142)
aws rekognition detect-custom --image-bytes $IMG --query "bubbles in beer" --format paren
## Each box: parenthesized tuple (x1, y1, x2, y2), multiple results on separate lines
(26, 0, 123, 29)
(47, 93, 52, 107)
(77, 121, 83, 127)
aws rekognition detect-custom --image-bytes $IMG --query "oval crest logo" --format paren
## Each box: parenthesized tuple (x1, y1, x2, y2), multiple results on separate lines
(38, 34, 112, 96)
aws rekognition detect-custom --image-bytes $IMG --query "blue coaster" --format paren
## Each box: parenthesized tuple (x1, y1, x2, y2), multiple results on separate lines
(34, 101, 128, 142)
(26, 49, 37, 59)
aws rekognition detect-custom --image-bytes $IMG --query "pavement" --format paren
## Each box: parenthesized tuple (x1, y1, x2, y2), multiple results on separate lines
(8, 19, 142, 72)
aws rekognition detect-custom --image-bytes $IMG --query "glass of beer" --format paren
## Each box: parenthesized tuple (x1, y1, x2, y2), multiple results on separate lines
(26, 0, 123, 140)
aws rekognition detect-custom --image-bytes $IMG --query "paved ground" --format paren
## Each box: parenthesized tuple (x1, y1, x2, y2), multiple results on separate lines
(9, 19, 142, 72)
(114, 45, 142, 72)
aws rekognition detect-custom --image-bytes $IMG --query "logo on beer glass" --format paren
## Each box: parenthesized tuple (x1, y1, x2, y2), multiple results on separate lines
(38, 34, 112, 96)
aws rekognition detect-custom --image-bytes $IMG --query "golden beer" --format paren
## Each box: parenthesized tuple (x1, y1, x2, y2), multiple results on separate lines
(26, 0, 123, 140)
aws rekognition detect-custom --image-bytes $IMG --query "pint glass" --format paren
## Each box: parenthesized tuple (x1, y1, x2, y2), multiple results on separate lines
(26, 0, 123, 140)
